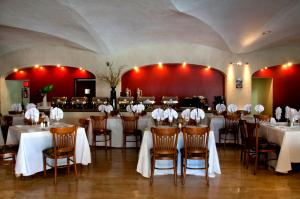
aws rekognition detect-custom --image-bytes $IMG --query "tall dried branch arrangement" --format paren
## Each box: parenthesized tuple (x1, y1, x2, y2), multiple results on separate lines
(97, 62, 125, 87)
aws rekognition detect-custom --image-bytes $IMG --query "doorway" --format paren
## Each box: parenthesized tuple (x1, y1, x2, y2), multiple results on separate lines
(252, 78, 273, 115)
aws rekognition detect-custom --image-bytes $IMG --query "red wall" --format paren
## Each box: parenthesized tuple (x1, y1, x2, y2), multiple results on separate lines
(6, 66, 95, 103)
(253, 64, 300, 110)
(121, 63, 225, 106)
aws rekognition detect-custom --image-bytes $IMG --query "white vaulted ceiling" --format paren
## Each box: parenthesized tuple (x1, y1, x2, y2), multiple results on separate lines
(1, 0, 300, 72)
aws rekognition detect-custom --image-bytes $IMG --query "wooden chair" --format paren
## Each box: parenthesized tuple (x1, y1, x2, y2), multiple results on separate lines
(43, 126, 78, 184)
(244, 122, 280, 174)
(239, 119, 247, 164)
(78, 118, 89, 136)
(90, 115, 112, 150)
(24, 117, 44, 125)
(219, 113, 240, 148)
(1, 115, 13, 142)
(254, 114, 271, 124)
(150, 127, 179, 185)
(0, 145, 18, 168)
(121, 115, 142, 149)
(181, 126, 209, 185)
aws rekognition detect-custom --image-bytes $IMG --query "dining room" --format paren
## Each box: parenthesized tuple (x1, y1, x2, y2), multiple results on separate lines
(1, 0, 300, 198)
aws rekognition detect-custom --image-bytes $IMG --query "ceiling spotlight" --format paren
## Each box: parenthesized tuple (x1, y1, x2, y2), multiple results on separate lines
(57, 64, 61, 68)
(14, 68, 18, 72)
(287, 62, 293, 67)
(244, 63, 249, 67)
(34, 64, 39, 68)
(158, 62, 163, 68)
(182, 62, 187, 68)
(134, 66, 139, 72)
(264, 67, 268, 69)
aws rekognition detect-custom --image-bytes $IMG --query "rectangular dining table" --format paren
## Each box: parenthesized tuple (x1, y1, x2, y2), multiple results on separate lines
(136, 126, 221, 178)
(6, 123, 91, 176)
(259, 122, 300, 173)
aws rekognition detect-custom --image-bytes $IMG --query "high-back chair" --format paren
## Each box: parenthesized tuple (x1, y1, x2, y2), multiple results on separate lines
(78, 118, 89, 135)
(150, 126, 179, 185)
(244, 121, 280, 175)
(219, 113, 240, 148)
(43, 126, 78, 184)
(181, 126, 209, 185)
(90, 115, 112, 150)
(254, 114, 271, 124)
(121, 115, 142, 149)
(1, 115, 13, 142)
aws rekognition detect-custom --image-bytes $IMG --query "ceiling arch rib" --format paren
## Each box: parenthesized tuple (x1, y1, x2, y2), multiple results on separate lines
(0, 0, 108, 55)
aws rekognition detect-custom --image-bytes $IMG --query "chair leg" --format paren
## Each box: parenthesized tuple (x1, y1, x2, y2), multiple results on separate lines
(254, 152, 258, 175)
(67, 157, 70, 175)
(181, 155, 184, 185)
(150, 156, 154, 185)
(43, 154, 47, 177)
(109, 134, 112, 148)
(74, 156, 78, 178)
(105, 134, 107, 150)
(174, 156, 177, 185)
(206, 157, 209, 185)
(54, 159, 57, 184)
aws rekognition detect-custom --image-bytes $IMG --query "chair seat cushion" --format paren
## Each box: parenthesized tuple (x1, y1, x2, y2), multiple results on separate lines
(43, 147, 74, 158)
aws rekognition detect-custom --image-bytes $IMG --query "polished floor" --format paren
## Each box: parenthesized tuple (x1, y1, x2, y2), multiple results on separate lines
(1, 147, 300, 199)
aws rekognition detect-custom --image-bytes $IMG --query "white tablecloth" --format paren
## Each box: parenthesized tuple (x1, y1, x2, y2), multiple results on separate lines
(6, 124, 91, 176)
(87, 115, 152, 148)
(137, 128, 221, 178)
(260, 123, 300, 173)
(10, 114, 25, 125)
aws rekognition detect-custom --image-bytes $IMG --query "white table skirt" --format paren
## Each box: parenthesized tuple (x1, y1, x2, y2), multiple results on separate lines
(6, 125, 91, 176)
(0, 128, 4, 146)
(260, 123, 300, 173)
(87, 115, 152, 148)
(136, 129, 221, 178)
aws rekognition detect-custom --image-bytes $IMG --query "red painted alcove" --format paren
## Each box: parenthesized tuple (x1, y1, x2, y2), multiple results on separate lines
(6, 66, 95, 103)
(253, 63, 300, 110)
(121, 63, 225, 106)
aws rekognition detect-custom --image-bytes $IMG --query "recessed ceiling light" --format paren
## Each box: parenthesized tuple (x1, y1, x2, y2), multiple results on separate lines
(262, 30, 272, 35)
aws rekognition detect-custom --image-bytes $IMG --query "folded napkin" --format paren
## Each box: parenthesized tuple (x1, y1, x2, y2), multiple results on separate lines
(98, 104, 106, 112)
(275, 107, 282, 121)
(216, 104, 226, 113)
(151, 108, 164, 121)
(25, 107, 40, 122)
(244, 104, 252, 113)
(255, 104, 264, 113)
(136, 103, 145, 113)
(289, 108, 299, 120)
(285, 106, 290, 119)
(50, 107, 64, 120)
(26, 103, 36, 110)
(104, 105, 113, 113)
(190, 108, 205, 121)
(11, 103, 22, 112)
(164, 108, 178, 123)
(270, 117, 277, 124)
(181, 109, 191, 121)
(126, 104, 135, 113)
(227, 104, 238, 113)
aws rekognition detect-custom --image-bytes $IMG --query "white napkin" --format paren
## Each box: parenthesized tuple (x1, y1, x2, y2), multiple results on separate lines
(104, 105, 113, 113)
(126, 104, 135, 113)
(243, 104, 252, 113)
(190, 108, 205, 121)
(50, 107, 64, 120)
(98, 104, 106, 112)
(181, 109, 191, 122)
(164, 108, 178, 123)
(26, 103, 36, 110)
(216, 104, 226, 113)
(275, 107, 282, 121)
(270, 117, 277, 124)
(151, 108, 164, 121)
(285, 106, 290, 119)
(136, 103, 145, 113)
(255, 104, 264, 113)
(11, 103, 22, 112)
(25, 107, 40, 122)
(290, 108, 298, 120)
(227, 104, 238, 113)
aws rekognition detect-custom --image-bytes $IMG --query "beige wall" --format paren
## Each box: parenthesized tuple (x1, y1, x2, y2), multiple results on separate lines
(1, 43, 300, 113)
(252, 78, 273, 115)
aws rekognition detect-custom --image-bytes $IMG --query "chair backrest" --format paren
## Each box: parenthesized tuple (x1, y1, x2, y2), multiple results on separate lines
(182, 126, 209, 154)
(78, 118, 89, 133)
(2, 115, 13, 127)
(90, 115, 108, 132)
(224, 113, 240, 130)
(50, 126, 77, 155)
(121, 115, 139, 133)
(254, 114, 270, 124)
(24, 117, 44, 125)
(151, 127, 179, 154)
(244, 121, 260, 150)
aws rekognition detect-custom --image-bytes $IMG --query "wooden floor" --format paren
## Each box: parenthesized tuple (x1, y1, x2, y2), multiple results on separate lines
(1, 147, 300, 199)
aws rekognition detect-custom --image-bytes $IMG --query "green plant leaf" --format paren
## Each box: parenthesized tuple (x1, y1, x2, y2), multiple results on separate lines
(40, 84, 54, 94)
